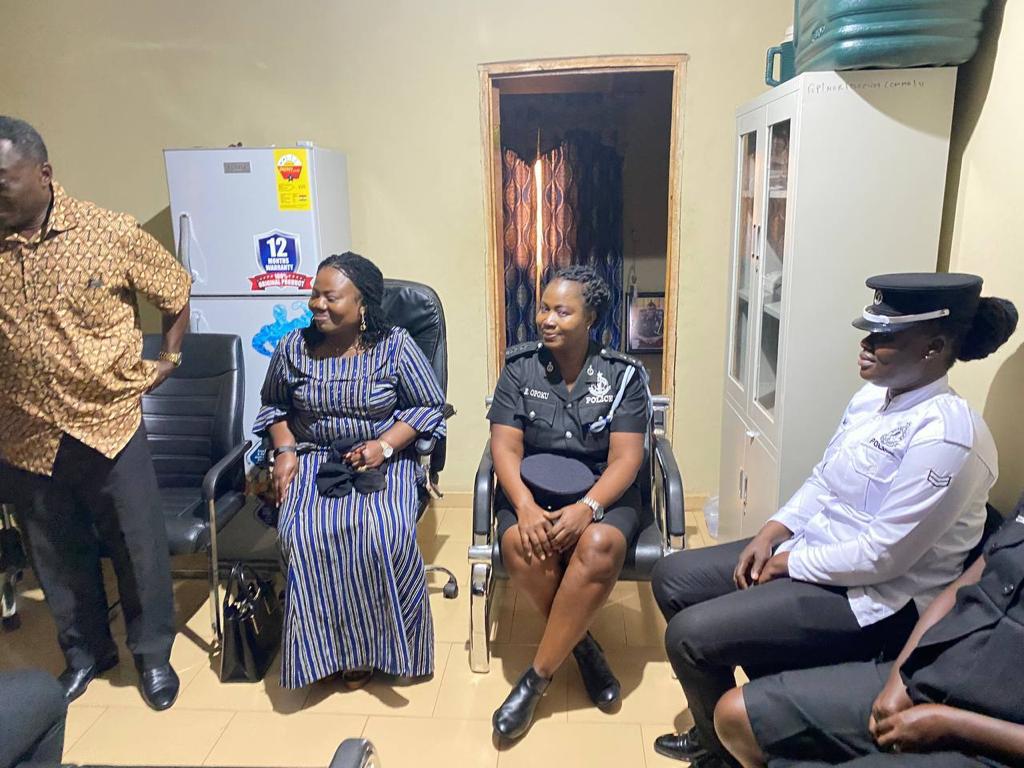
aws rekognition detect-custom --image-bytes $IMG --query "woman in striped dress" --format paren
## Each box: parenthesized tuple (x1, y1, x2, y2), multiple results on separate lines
(254, 252, 446, 690)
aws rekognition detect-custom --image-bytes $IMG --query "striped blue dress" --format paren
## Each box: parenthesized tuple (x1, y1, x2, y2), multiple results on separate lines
(253, 327, 446, 689)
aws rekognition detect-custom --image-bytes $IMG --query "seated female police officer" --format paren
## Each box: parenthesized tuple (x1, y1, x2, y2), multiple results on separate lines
(714, 502, 1024, 768)
(652, 273, 1018, 767)
(487, 265, 650, 740)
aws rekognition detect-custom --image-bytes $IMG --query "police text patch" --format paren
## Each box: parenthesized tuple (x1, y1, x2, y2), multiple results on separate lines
(927, 470, 952, 488)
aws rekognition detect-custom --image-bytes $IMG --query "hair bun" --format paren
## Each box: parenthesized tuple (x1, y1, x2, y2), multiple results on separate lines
(957, 297, 1019, 361)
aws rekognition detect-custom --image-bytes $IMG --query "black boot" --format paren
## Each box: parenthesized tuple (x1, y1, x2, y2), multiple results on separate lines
(572, 632, 621, 710)
(492, 667, 551, 739)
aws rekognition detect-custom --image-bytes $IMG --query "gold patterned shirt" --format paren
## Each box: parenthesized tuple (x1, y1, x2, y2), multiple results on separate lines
(0, 183, 191, 475)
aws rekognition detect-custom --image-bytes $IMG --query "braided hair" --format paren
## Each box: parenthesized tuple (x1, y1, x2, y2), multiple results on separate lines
(303, 252, 392, 350)
(933, 296, 1019, 364)
(552, 264, 612, 325)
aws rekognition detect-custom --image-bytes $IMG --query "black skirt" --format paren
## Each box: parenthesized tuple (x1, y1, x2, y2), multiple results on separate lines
(495, 483, 647, 546)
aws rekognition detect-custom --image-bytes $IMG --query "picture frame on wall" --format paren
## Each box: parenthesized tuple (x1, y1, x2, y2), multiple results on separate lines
(627, 292, 665, 354)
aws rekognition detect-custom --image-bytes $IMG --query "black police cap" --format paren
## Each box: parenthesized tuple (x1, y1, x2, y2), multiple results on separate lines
(520, 454, 596, 501)
(852, 273, 982, 333)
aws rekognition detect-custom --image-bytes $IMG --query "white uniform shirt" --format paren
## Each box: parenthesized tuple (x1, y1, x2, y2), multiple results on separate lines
(772, 376, 997, 627)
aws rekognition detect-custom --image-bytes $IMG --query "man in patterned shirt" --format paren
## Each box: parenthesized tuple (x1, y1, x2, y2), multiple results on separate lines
(0, 116, 190, 710)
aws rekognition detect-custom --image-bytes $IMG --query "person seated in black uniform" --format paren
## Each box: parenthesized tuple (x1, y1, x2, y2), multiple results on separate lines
(713, 505, 1024, 767)
(0, 669, 67, 768)
(487, 265, 651, 740)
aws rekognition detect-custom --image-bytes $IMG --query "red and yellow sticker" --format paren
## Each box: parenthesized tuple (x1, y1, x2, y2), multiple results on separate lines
(274, 148, 311, 211)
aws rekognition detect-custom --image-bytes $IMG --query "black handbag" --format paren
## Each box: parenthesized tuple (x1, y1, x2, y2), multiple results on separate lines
(219, 563, 282, 683)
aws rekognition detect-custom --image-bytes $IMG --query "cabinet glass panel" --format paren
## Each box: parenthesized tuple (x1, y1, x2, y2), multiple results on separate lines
(729, 130, 757, 386)
(756, 119, 789, 416)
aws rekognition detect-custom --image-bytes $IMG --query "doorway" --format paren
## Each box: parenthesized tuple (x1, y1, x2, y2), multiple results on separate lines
(479, 56, 686, 409)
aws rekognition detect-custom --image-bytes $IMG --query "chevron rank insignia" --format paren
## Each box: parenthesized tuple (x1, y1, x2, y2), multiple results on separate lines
(927, 470, 952, 488)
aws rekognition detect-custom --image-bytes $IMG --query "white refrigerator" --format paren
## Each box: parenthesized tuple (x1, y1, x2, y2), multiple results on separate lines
(164, 144, 351, 464)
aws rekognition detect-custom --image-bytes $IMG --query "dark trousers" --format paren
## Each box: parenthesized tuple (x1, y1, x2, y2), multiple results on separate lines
(0, 669, 67, 768)
(651, 539, 918, 763)
(0, 426, 174, 669)
(744, 661, 999, 768)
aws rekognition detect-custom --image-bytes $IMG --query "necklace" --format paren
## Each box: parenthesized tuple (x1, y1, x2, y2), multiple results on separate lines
(317, 335, 361, 359)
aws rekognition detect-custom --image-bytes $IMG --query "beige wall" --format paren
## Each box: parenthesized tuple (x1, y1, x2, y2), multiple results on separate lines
(941, 0, 1024, 514)
(0, 0, 791, 494)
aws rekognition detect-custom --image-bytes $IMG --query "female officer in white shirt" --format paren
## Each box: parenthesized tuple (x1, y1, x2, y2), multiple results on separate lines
(650, 273, 1018, 768)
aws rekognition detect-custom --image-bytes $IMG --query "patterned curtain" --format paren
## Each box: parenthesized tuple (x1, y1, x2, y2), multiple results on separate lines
(539, 144, 578, 276)
(540, 132, 624, 349)
(501, 148, 537, 346)
(502, 134, 624, 350)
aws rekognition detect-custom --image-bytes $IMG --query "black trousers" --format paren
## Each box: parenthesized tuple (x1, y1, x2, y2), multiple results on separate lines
(0, 426, 174, 669)
(0, 669, 67, 768)
(651, 539, 918, 763)
(744, 661, 1002, 768)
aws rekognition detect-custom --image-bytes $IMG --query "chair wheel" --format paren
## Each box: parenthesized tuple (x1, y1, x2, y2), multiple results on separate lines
(442, 581, 458, 600)
(1, 579, 16, 618)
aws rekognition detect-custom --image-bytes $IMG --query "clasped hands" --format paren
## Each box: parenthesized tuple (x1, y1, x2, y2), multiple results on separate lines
(343, 440, 386, 472)
(867, 672, 954, 754)
(272, 441, 387, 504)
(516, 501, 593, 561)
(733, 534, 791, 589)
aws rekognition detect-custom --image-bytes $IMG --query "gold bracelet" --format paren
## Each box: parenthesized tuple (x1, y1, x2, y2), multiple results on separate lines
(158, 351, 182, 367)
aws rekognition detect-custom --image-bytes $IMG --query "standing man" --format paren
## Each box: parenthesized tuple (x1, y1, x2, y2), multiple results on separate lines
(0, 116, 190, 710)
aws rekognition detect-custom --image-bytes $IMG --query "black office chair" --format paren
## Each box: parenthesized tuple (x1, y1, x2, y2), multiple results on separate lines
(141, 333, 251, 647)
(0, 504, 26, 629)
(381, 279, 459, 598)
(466, 393, 685, 672)
(330, 738, 381, 768)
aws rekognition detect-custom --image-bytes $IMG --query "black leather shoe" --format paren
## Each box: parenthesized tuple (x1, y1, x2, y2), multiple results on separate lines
(492, 667, 551, 740)
(572, 632, 620, 709)
(58, 652, 120, 703)
(139, 664, 180, 711)
(653, 727, 708, 761)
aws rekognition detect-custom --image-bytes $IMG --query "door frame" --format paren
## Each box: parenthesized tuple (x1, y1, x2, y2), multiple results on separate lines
(478, 54, 688, 438)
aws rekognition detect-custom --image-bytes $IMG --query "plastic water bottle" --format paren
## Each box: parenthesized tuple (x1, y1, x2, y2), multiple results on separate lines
(704, 496, 720, 540)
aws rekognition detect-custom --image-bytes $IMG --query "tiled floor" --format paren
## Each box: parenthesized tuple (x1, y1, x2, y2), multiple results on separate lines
(0, 504, 721, 768)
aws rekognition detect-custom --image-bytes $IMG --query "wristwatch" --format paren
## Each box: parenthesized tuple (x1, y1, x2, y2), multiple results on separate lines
(379, 439, 394, 459)
(273, 444, 298, 457)
(579, 495, 605, 523)
(157, 350, 182, 367)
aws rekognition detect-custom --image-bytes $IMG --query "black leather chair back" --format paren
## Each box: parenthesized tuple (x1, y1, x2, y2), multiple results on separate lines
(382, 279, 447, 394)
(141, 334, 245, 489)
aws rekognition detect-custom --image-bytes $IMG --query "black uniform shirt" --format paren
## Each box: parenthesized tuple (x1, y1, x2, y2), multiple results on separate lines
(901, 514, 1024, 725)
(487, 341, 650, 475)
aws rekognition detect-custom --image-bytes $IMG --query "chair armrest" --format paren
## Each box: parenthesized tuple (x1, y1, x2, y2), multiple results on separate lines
(413, 403, 454, 456)
(415, 436, 437, 455)
(202, 440, 252, 503)
(654, 435, 685, 537)
(329, 738, 378, 768)
(473, 440, 495, 538)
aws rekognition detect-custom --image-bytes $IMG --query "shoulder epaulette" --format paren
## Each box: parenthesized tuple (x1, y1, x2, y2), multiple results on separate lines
(599, 347, 644, 370)
(600, 346, 650, 386)
(505, 341, 543, 361)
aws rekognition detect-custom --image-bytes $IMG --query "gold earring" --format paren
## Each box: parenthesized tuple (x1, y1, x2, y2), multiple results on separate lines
(360, 310, 367, 333)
